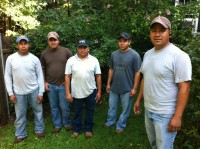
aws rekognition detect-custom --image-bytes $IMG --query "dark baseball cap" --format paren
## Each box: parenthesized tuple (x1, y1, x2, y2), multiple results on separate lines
(16, 35, 29, 43)
(117, 32, 131, 40)
(77, 39, 89, 47)
(150, 16, 171, 29)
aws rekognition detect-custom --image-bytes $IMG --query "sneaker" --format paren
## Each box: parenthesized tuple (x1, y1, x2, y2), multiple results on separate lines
(13, 137, 27, 144)
(65, 125, 72, 131)
(85, 132, 93, 139)
(102, 123, 110, 128)
(71, 132, 79, 138)
(52, 127, 61, 133)
(115, 129, 123, 134)
(36, 132, 45, 139)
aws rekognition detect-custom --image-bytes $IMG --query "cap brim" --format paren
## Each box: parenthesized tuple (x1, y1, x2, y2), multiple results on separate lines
(151, 22, 169, 29)
(48, 36, 58, 39)
(77, 44, 88, 47)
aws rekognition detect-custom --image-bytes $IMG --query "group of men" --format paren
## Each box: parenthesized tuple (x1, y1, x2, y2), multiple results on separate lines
(4, 16, 192, 149)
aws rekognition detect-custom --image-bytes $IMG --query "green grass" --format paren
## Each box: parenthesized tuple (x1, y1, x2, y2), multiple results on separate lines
(0, 96, 151, 149)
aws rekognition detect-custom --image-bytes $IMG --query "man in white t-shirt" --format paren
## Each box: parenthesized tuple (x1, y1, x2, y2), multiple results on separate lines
(133, 16, 192, 149)
(65, 39, 102, 139)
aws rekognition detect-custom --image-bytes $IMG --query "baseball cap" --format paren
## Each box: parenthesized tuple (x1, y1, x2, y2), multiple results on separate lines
(117, 32, 131, 40)
(16, 35, 29, 43)
(150, 16, 171, 29)
(77, 39, 89, 47)
(47, 31, 59, 40)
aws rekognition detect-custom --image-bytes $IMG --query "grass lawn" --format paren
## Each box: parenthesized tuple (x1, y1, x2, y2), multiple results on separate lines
(0, 95, 151, 149)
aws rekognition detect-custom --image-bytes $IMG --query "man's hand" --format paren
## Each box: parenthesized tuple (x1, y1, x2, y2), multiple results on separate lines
(45, 82, 50, 91)
(66, 94, 73, 103)
(9, 95, 16, 104)
(106, 84, 110, 93)
(37, 96, 43, 104)
(130, 88, 136, 97)
(133, 100, 142, 114)
(168, 115, 182, 132)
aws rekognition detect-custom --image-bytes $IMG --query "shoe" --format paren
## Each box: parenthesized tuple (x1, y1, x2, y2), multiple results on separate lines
(85, 132, 93, 139)
(71, 132, 79, 138)
(65, 125, 72, 131)
(52, 127, 61, 133)
(115, 129, 123, 134)
(13, 137, 27, 144)
(36, 132, 45, 139)
(102, 123, 110, 128)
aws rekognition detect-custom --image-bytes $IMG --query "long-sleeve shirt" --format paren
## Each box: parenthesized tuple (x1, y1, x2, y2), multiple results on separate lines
(4, 52, 44, 96)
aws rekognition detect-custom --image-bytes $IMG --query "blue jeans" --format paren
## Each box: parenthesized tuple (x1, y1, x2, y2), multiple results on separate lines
(72, 90, 96, 133)
(14, 88, 44, 138)
(47, 84, 71, 128)
(105, 91, 133, 130)
(145, 109, 177, 149)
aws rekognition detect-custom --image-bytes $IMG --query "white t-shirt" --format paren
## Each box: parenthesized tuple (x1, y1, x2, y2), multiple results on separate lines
(141, 43, 192, 114)
(65, 54, 101, 98)
(4, 52, 44, 96)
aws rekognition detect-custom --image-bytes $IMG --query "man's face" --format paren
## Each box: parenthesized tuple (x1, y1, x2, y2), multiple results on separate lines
(150, 23, 171, 50)
(77, 46, 89, 59)
(48, 38, 59, 49)
(118, 38, 131, 51)
(16, 40, 30, 55)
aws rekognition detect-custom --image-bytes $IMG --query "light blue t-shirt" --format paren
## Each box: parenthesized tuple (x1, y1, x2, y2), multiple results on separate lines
(141, 43, 192, 114)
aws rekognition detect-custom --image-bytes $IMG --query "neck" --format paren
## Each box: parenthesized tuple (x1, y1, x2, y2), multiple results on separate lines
(154, 42, 170, 51)
(120, 48, 129, 52)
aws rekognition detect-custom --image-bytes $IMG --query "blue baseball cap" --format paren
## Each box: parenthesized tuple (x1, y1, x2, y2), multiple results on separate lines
(117, 32, 131, 40)
(16, 35, 29, 43)
(77, 39, 89, 47)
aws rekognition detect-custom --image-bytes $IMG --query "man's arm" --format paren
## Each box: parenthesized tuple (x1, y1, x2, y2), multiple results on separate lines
(133, 77, 144, 114)
(95, 74, 102, 101)
(36, 59, 45, 103)
(168, 81, 190, 132)
(106, 68, 114, 93)
(4, 57, 16, 104)
(130, 71, 140, 97)
(65, 74, 72, 103)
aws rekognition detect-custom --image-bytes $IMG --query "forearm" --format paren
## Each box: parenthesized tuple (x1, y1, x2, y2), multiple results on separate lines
(132, 71, 140, 90)
(174, 81, 190, 118)
(65, 74, 71, 94)
(96, 74, 102, 94)
(136, 78, 144, 103)
(107, 68, 113, 85)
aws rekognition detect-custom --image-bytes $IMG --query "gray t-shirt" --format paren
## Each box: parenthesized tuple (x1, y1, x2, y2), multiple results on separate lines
(141, 43, 192, 114)
(110, 48, 141, 94)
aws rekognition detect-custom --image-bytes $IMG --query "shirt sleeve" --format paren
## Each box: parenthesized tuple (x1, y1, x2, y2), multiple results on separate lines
(174, 52, 192, 83)
(65, 58, 72, 74)
(35, 58, 45, 96)
(95, 58, 101, 74)
(4, 56, 14, 96)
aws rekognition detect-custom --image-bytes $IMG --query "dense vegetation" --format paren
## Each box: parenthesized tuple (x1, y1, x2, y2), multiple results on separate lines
(1, 0, 200, 148)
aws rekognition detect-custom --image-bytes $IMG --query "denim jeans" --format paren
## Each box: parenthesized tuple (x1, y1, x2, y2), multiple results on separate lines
(14, 88, 44, 138)
(72, 90, 96, 133)
(47, 84, 71, 128)
(105, 91, 133, 130)
(145, 109, 177, 149)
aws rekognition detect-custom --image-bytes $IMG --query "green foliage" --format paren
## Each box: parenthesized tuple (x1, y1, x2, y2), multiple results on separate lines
(2, 0, 200, 148)
(177, 35, 200, 148)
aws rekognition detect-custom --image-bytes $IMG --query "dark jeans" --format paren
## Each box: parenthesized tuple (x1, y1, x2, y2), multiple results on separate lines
(72, 90, 96, 133)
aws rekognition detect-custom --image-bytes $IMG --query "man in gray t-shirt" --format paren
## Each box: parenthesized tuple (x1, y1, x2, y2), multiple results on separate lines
(103, 32, 141, 134)
(134, 16, 192, 149)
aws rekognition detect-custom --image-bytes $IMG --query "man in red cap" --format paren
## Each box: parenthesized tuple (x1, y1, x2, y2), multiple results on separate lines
(134, 16, 192, 149)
